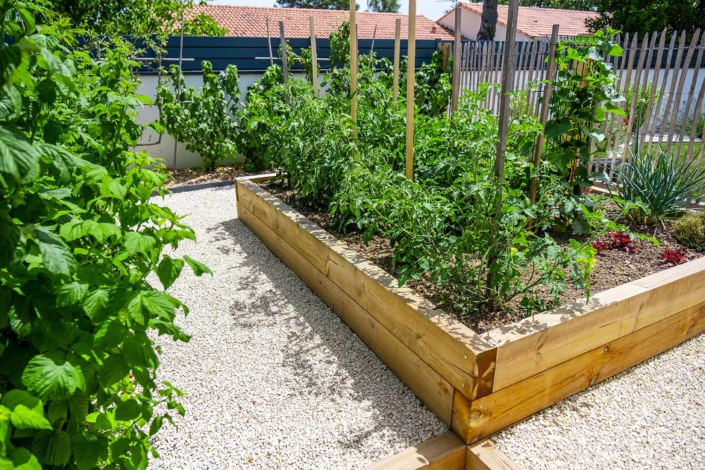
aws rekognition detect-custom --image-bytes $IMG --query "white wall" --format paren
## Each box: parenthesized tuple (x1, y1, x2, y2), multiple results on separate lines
(438, 9, 531, 42)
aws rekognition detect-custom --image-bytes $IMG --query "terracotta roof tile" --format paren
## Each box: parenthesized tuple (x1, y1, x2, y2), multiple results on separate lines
(440, 2, 599, 39)
(192, 4, 454, 40)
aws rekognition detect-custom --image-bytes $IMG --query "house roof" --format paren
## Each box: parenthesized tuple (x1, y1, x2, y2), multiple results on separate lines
(439, 2, 599, 39)
(192, 4, 455, 40)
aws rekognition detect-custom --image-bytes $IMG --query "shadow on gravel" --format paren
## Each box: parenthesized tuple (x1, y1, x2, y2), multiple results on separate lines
(209, 217, 440, 453)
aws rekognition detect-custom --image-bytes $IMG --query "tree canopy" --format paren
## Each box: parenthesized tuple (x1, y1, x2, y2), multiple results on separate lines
(367, 0, 401, 12)
(587, 0, 705, 36)
(499, 0, 597, 8)
(276, 0, 356, 9)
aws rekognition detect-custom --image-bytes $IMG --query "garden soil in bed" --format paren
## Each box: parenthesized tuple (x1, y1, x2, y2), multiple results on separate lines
(264, 183, 704, 334)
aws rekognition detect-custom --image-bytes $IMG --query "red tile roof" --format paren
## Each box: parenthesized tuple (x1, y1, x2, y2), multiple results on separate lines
(191, 4, 454, 40)
(440, 2, 599, 39)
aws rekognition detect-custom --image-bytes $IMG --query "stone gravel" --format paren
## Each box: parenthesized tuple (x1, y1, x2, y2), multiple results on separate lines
(494, 333, 705, 469)
(147, 186, 447, 470)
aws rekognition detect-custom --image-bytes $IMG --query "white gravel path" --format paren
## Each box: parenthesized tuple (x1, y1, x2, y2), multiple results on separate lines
(494, 333, 705, 470)
(147, 186, 447, 470)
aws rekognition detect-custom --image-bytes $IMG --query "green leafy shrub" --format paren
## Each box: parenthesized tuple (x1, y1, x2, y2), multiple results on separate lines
(1, 2, 210, 468)
(157, 61, 240, 171)
(609, 149, 705, 223)
(673, 212, 705, 250)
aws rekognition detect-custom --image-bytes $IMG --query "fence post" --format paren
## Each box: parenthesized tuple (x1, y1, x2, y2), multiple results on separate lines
(309, 16, 318, 95)
(393, 18, 401, 102)
(350, 0, 357, 127)
(406, 0, 416, 179)
(486, 0, 519, 304)
(528, 24, 559, 207)
(451, 7, 462, 114)
(279, 21, 288, 83)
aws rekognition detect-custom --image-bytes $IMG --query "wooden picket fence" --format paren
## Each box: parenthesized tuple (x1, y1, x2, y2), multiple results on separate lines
(455, 30, 705, 170)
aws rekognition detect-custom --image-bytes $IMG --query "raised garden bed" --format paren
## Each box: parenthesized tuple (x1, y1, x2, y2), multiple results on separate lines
(235, 175, 705, 444)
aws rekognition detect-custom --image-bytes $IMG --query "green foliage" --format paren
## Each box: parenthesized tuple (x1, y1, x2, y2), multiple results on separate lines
(499, 0, 597, 7)
(51, 0, 226, 39)
(367, 0, 400, 12)
(157, 61, 241, 171)
(587, 0, 705, 37)
(542, 30, 624, 228)
(673, 212, 705, 251)
(0, 2, 210, 468)
(605, 149, 705, 223)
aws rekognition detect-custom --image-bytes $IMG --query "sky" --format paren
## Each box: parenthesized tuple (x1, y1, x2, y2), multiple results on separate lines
(208, 0, 457, 21)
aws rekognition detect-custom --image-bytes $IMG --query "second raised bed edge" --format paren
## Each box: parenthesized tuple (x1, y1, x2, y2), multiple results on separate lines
(235, 176, 705, 444)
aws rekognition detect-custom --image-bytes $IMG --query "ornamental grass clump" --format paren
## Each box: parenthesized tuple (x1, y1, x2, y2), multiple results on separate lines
(611, 149, 705, 223)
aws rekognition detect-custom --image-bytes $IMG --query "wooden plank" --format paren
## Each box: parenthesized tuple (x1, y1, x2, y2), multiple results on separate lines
(455, 302, 705, 443)
(466, 441, 520, 470)
(646, 32, 678, 154)
(488, 255, 705, 391)
(236, 180, 497, 402)
(666, 28, 700, 152)
(238, 202, 455, 426)
(364, 432, 466, 470)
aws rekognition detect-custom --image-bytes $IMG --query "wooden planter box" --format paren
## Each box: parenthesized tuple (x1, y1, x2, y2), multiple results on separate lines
(235, 176, 705, 444)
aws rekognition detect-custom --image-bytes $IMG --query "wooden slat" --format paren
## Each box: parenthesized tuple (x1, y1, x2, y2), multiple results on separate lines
(676, 31, 705, 159)
(236, 180, 497, 402)
(646, 32, 678, 154)
(466, 441, 520, 470)
(487, 256, 705, 392)
(621, 33, 650, 167)
(638, 31, 666, 152)
(666, 28, 700, 152)
(603, 33, 624, 163)
(237, 202, 455, 426)
(686, 75, 705, 162)
(364, 432, 466, 470)
(454, 302, 705, 443)
(659, 30, 688, 149)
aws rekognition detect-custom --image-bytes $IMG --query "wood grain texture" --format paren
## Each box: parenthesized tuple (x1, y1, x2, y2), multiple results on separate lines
(363, 431, 466, 470)
(457, 302, 705, 443)
(487, 256, 705, 392)
(466, 441, 520, 470)
(237, 179, 497, 401)
(238, 201, 454, 426)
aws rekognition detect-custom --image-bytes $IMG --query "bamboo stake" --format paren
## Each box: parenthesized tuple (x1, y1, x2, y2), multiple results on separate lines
(371, 24, 377, 52)
(406, 0, 416, 179)
(279, 21, 288, 83)
(487, 0, 519, 301)
(393, 18, 401, 102)
(266, 17, 274, 66)
(309, 17, 318, 95)
(349, 0, 357, 126)
(646, 32, 677, 154)
(529, 25, 559, 206)
(450, 7, 462, 113)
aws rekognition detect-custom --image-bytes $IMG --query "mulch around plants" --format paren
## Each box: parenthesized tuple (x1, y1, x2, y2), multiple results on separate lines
(264, 183, 704, 334)
(165, 166, 254, 188)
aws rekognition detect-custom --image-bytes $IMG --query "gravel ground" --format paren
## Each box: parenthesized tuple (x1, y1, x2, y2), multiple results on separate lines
(494, 333, 705, 470)
(147, 186, 447, 470)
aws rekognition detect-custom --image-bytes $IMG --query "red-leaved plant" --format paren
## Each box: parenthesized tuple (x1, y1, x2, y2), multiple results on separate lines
(591, 240, 611, 253)
(661, 248, 686, 266)
(610, 231, 636, 253)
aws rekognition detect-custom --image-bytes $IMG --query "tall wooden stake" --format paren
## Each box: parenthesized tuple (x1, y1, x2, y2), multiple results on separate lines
(266, 17, 274, 66)
(393, 18, 401, 102)
(279, 21, 288, 83)
(450, 6, 462, 113)
(406, 0, 416, 179)
(309, 16, 318, 95)
(487, 0, 519, 303)
(529, 24, 559, 206)
(173, 11, 185, 169)
(350, 0, 357, 126)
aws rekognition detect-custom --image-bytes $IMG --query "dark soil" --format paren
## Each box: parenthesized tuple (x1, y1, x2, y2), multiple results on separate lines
(264, 184, 703, 334)
(165, 166, 254, 188)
